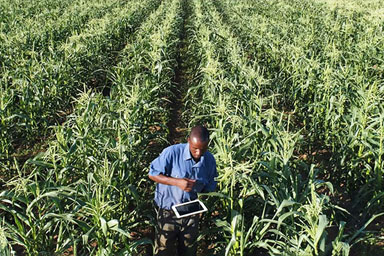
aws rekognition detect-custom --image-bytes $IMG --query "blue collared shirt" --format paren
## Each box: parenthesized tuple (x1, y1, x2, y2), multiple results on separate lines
(149, 143, 217, 210)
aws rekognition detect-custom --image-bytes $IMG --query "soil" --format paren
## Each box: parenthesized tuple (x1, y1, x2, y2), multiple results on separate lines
(136, 0, 191, 255)
(166, 0, 190, 146)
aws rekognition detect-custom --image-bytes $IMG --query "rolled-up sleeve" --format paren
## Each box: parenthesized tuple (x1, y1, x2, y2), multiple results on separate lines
(149, 148, 172, 176)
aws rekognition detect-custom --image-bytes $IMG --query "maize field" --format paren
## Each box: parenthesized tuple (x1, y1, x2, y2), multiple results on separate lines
(0, 0, 383, 255)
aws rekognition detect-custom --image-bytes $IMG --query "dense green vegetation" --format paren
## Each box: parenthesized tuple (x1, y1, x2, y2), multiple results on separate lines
(0, 0, 160, 160)
(0, 0, 383, 255)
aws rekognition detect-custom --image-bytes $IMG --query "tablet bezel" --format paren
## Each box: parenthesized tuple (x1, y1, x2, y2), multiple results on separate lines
(171, 199, 208, 218)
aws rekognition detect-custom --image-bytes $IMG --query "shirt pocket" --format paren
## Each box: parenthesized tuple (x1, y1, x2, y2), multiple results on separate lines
(170, 166, 183, 178)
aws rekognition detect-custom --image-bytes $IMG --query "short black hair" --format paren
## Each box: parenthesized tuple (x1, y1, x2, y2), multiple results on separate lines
(189, 125, 209, 142)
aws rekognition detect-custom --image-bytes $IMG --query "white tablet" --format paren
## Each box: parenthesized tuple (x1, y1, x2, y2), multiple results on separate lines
(172, 199, 208, 218)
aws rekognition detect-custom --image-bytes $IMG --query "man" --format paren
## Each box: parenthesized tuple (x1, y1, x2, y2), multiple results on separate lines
(149, 125, 217, 256)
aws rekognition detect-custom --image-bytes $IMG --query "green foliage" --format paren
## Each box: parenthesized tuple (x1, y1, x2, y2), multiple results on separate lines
(0, 0, 161, 159)
(1, 0, 383, 255)
(185, 0, 383, 254)
(1, 0, 182, 253)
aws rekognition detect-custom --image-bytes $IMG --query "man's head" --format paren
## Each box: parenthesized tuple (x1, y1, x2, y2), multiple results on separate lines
(188, 125, 210, 162)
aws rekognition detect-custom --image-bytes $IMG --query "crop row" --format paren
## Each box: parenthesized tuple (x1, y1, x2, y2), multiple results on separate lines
(184, 0, 352, 255)
(0, 0, 161, 161)
(0, 0, 183, 254)
(314, 0, 384, 22)
(0, 0, 76, 34)
(0, 0, 124, 64)
(215, 0, 384, 194)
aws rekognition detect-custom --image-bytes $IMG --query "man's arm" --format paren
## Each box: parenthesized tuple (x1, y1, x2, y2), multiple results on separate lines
(148, 174, 196, 192)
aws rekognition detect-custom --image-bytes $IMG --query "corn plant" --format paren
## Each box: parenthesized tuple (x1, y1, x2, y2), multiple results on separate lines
(0, 220, 13, 256)
(0, 0, 161, 161)
(181, 0, 357, 254)
(0, 0, 76, 35)
(216, 0, 384, 194)
(1, 0, 383, 255)
(1, 0, 184, 254)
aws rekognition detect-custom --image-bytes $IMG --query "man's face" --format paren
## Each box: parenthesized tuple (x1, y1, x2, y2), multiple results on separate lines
(188, 136, 209, 162)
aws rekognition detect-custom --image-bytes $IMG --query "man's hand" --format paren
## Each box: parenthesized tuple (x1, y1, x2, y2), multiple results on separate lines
(176, 178, 196, 192)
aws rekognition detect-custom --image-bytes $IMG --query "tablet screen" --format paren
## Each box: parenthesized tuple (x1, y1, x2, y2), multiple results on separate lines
(172, 200, 207, 218)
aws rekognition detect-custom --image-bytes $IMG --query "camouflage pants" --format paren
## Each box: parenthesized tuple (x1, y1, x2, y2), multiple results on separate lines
(154, 207, 199, 256)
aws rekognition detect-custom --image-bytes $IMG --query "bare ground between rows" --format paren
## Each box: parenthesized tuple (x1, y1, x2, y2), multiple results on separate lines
(135, 0, 192, 255)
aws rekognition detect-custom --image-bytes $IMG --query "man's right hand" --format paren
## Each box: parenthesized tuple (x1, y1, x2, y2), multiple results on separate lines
(176, 178, 196, 192)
